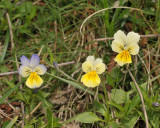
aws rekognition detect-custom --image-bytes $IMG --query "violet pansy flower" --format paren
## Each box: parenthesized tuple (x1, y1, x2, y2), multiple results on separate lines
(19, 54, 47, 89)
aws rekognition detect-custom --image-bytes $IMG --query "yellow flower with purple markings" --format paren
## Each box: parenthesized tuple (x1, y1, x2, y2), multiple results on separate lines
(19, 54, 47, 89)
(112, 30, 140, 66)
(81, 56, 106, 87)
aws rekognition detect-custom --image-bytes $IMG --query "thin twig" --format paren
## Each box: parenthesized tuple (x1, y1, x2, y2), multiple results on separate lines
(140, 12, 157, 34)
(45, 61, 75, 68)
(33, 0, 41, 5)
(156, 37, 160, 61)
(0, 71, 18, 76)
(17, 102, 42, 125)
(26, 102, 42, 118)
(6, 13, 14, 50)
(58, 61, 75, 67)
(127, 68, 149, 128)
(38, 45, 44, 56)
(0, 61, 75, 76)
(0, 109, 13, 120)
(0, 95, 15, 111)
(80, 6, 143, 35)
(54, 21, 57, 51)
(138, 54, 149, 76)
(94, 34, 160, 41)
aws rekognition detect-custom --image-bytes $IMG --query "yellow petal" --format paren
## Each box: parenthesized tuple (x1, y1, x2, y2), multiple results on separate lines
(112, 40, 125, 53)
(19, 66, 32, 77)
(114, 50, 132, 66)
(126, 31, 140, 45)
(81, 71, 100, 87)
(94, 63, 106, 74)
(26, 72, 43, 89)
(126, 44, 139, 55)
(82, 61, 93, 73)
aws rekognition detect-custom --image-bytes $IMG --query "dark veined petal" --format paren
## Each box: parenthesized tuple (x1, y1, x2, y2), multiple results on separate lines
(19, 66, 32, 77)
(34, 64, 47, 75)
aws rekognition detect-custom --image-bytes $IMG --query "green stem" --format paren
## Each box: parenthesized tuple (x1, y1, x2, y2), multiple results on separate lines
(46, 62, 77, 82)
(101, 75, 110, 121)
(102, 78, 108, 103)
(46, 72, 95, 96)
(58, 68, 76, 82)
(127, 68, 149, 128)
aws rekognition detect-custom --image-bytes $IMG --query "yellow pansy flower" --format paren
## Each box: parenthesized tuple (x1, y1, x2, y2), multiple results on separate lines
(112, 30, 140, 66)
(81, 56, 106, 87)
(19, 54, 47, 89)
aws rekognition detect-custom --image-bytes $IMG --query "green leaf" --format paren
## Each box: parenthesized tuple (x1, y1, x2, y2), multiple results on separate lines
(108, 122, 119, 128)
(121, 114, 139, 128)
(46, 109, 62, 127)
(0, 82, 21, 104)
(142, 8, 155, 15)
(130, 82, 151, 105)
(35, 91, 52, 109)
(6, 80, 16, 88)
(107, 101, 123, 111)
(94, 101, 106, 116)
(0, 65, 9, 72)
(24, 125, 34, 128)
(111, 67, 123, 80)
(141, 74, 160, 89)
(75, 112, 101, 123)
(17, 2, 35, 15)
(5, 116, 18, 128)
(111, 89, 130, 104)
(63, 112, 102, 124)
(127, 95, 140, 115)
(106, 73, 115, 87)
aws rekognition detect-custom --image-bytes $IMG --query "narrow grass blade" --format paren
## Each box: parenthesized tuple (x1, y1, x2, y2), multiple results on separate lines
(5, 116, 18, 128)
(0, 30, 10, 64)
(141, 74, 160, 88)
(0, 82, 21, 104)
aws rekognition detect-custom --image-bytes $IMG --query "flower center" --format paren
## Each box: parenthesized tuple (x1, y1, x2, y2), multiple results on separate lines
(119, 50, 130, 60)
(86, 71, 97, 79)
(29, 72, 38, 82)
(81, 71, 100, 87)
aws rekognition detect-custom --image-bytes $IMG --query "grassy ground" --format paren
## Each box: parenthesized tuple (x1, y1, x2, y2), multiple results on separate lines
(0, 0, 160, 127)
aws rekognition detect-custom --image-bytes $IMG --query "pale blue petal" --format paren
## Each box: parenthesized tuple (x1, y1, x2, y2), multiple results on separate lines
(20, 55, 30, 66)
(29, 54, 40, 69)
(34, 64, 47, 75)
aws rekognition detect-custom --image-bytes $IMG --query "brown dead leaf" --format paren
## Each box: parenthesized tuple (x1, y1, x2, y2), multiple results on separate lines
(49, 96, 68, 105)
(107, 53, 116, 73)
(0, 101, 21, 122)
(150, 58, 160, 84)
(125, 23, 133, 32)
(49, 88, 73, 105)
(141, 37, 148, 48)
